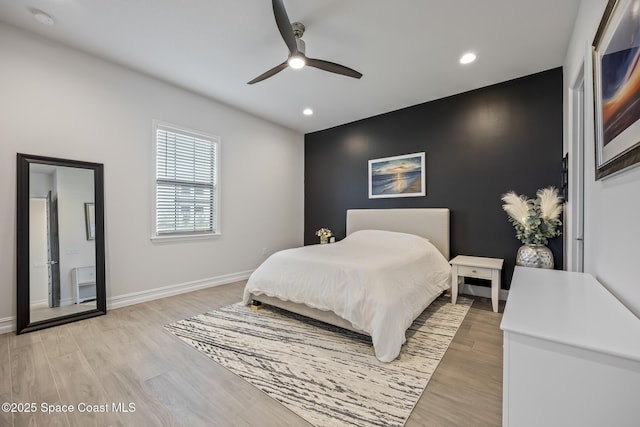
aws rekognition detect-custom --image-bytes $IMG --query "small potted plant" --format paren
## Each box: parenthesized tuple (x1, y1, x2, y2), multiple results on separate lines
(315, 227, 332, 244)
(501, 187, 562, 268)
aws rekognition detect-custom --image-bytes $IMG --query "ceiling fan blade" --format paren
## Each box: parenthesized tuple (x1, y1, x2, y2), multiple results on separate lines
(272, 0, 298, 55)
(306, 57, 363, 79)
(247, 61, 289, 84)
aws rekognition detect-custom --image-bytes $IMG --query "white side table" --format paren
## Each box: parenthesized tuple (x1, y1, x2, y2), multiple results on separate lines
(450, 255, 504, 312)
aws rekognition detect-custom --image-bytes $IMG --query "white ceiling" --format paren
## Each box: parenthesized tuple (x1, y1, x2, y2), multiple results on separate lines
(0, 0, 581, 134)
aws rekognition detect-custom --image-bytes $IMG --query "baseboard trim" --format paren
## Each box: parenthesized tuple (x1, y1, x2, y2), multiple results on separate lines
(461, 283, 509, 301)
(0, 317, 16, 335)
(0, 270, 254, 335)
(107, 270, 253, 310)
(30, 299, 49, 309)
(61, 297, 74, 307)
(30, 297, 77, 310)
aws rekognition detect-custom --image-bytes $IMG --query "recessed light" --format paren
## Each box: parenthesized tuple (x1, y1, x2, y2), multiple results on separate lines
(31, 8, 55, 26)
(460, 52, 476, 65)
(303, 108, 313, 116)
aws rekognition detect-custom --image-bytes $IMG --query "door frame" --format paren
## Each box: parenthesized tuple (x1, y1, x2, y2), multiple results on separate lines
(567, 64, 585, 272)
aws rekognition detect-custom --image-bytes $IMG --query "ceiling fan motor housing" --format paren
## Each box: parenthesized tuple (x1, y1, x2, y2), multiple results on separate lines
(294, 38, 306, 56)
(292, 22, 305, 38)
(292, 22, 306, 56)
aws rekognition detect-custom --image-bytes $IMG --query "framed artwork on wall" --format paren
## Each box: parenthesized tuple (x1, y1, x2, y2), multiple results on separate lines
(368, 152, 426, 198)
(592, 0, 640, 179)
(85, 202, 95, 240)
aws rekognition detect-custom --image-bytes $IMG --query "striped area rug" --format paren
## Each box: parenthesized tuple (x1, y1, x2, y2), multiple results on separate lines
(165, 295, 473, 427)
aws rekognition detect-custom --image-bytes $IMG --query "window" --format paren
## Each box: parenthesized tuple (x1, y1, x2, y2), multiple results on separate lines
(153, 121, 219, 239)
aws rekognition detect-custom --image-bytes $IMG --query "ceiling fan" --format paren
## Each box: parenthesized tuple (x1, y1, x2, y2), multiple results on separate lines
(247, 0, 363, 84)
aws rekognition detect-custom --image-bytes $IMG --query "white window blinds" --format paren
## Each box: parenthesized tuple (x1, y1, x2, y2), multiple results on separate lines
(155, 124, 219, 236)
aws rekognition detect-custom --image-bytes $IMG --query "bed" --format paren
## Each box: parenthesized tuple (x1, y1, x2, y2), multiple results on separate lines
(242, 208, 451, 362)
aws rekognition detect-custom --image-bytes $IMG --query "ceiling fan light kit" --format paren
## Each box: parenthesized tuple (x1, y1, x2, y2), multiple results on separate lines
(288, 54, 306, 69)
(248, 0, 363, 84)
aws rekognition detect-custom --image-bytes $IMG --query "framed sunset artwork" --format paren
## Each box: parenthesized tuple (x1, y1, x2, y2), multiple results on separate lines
(368, 152, 425, 198)
(593, 0, 640, 179)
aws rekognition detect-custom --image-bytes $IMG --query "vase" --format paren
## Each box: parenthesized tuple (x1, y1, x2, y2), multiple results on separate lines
(320, 236, 328, 244)
(516, 244, 554, 269)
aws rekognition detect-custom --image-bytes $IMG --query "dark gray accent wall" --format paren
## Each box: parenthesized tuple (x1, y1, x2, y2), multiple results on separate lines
(304, 68, 563, 289)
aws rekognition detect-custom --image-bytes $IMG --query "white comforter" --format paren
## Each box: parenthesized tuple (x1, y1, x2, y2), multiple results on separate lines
(242, 229, 451, 362)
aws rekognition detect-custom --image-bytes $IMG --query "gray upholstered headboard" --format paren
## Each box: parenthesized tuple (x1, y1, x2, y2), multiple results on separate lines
(346, 208, 450, 259)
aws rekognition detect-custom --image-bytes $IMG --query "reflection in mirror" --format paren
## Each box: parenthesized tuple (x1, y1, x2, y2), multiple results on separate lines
(29, 164, 97, 321)
(17, 154, 106, 334)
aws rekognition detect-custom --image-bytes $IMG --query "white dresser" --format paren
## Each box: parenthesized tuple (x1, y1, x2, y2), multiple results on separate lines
(501, 267, 640, 427)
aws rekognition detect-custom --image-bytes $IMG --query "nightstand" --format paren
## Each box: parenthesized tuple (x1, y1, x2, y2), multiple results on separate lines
(450, 255, 504, 312)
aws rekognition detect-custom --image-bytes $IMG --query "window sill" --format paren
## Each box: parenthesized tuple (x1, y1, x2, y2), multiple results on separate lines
(150, 232, 221, 243)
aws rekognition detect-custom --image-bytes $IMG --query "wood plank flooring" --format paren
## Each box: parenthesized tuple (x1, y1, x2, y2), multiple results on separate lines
(0, 282, 503, 426)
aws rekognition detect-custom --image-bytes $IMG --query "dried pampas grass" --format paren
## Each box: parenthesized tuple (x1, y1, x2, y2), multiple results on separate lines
(501, 191, 530, 226)
(537, 187, 562, 221)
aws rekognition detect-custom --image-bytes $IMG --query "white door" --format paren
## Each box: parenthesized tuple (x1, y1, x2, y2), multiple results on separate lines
(29, 198, 50, 306)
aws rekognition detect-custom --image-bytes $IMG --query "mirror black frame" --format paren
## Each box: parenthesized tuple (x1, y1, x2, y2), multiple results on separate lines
(16, 153, 106, 334)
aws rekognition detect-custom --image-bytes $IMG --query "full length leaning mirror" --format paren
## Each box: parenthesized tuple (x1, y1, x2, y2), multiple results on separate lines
(17, 153, 106, 334)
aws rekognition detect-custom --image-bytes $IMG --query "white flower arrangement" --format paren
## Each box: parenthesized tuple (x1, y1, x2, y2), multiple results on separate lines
(501, 187, 563, 245)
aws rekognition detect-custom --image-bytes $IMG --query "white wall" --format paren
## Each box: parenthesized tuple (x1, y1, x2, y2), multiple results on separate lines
(0, 23, 304, 329)
(30, 171, 53, 198)
(564, 0, 640, 318)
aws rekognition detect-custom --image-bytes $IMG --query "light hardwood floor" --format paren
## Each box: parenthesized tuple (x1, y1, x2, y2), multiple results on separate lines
(30, 301, 97, 323)
(0, 282, 503, 427)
